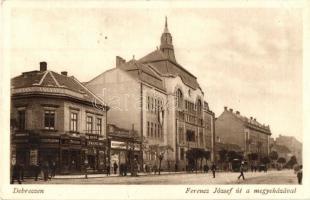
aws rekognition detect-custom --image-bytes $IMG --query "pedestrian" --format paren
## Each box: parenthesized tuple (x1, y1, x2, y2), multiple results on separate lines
(238, 163, 245, 180)
(297, 165, 302, 184)
(34, 163, 41, 181)
(20, 163, 24, 181)
(124, 163, 128, 176)
(106, 164, 110, 176)
(84, 159, 88, 179)
(51, 161, 56, 178)
(113, 162, 118, 174)
(42, 161, 49, 181)
(119, 163, 124, 176)
(210, 162, 216, 178)
(175, 163, 178, 172)
(11, 162, 21, 184)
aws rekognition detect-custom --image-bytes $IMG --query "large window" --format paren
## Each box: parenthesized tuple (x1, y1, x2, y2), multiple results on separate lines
(151, 122, 153, 137)
(176, 89, 183, 108)
(96, 118, 102, 135)
(44, 110, 55, 130)
(86, 116, 93, 133)
(70, 112, 78, 132)
(186, 130, 195, 142)
(18, 110, 26, 130)
(197, 99, 202, 115)
(147, 121, 150, 137)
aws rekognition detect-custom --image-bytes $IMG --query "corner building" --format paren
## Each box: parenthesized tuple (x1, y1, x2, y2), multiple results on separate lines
(86, 18, 215, 170)
(11, 62, 108, 175)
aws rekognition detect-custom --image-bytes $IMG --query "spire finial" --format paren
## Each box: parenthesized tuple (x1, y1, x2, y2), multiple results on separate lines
(164, 16, 169, 33)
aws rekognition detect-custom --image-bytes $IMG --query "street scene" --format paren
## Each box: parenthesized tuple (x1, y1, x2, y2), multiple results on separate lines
(17, 170, 297, 185)
(9, 7, 302, 186)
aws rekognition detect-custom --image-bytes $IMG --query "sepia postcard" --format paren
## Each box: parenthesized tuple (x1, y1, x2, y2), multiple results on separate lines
(1, 0, 310, 199)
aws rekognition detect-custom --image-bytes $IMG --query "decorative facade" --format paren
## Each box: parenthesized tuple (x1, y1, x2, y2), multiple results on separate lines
(86, 18, 215, 170)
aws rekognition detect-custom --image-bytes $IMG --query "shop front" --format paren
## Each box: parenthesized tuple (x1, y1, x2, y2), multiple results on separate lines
(12, 131, 107, 175)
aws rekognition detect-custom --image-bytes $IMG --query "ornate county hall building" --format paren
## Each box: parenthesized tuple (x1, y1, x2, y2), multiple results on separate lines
(86, 18, 215, 170)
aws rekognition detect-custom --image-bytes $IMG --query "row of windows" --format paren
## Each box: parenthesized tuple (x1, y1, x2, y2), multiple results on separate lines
(17, 109, 103, 135)
(175, 89, 202, 114)
(146, 96, 163, 113)
(147, 121, 163, 139)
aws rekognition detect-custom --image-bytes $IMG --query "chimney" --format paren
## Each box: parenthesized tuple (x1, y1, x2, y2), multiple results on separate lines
(236, 111, 240, 115)
(250, 117, 253, 120)
(61, 71, 68, 76)
(116, 56, 126, 67)
(40, 61, 47, 71)
(229, 108, 233, 112)
(224, 106, 227, 111)
(254, 118, 256, 121)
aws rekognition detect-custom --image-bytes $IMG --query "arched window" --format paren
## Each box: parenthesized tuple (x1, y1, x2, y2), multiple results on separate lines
(197, 99, 202, 114)
(176, 89, 183, 108)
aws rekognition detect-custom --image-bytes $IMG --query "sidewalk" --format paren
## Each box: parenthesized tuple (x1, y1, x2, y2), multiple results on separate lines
(53, 171, 188, 179)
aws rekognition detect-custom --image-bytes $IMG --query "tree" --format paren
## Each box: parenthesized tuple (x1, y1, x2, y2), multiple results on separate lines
(218, 149, 228, 170)
(285, 156, 297, 169)
(148, 144, 173, 175)
(269, 151, 278, 168)
(261, 156, 271, 165)
(277, 157, 286, 169)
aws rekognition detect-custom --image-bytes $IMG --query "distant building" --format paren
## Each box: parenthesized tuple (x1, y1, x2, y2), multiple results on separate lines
(86, 17, 215, 170)
(11, 62, 108, 174)
(215, 107, 272, 160)
(270, 143, 291, 161)
(275, 135, 302, 164)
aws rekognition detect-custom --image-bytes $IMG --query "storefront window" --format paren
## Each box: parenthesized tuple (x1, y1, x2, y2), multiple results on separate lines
(44, 110, 55, 130)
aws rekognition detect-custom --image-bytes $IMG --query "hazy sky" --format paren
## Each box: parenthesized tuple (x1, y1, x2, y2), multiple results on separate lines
(8, 6, 302, 141)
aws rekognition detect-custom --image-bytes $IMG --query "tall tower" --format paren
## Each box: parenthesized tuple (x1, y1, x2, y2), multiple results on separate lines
(160, 16, 176, 62)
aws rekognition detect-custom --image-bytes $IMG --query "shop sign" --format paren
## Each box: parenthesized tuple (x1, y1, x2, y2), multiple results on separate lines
(88, 135, 98, 140)
(15, 133, 28, 137)
(111, 141, 126, 149)
(70, 140, 81, 145)
(41, 139, 59, 143)
(30, 149, 38, 165)
(14, 139, 28, 143)
(87, 141, 99, 146)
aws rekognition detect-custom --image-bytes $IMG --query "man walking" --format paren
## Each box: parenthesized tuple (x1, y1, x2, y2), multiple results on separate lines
(11, 161, 21, 184)
(297, 165, 302, 184)
(113, 162, 118, 175)
(211, 162, 216, 178)
(238, 162, 245, 180)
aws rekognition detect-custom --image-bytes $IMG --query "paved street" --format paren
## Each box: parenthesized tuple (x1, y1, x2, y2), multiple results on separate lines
(19, 169, 298, 185)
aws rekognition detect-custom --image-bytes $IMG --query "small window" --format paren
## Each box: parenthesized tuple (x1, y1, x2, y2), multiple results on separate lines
(44, 110, 55, 130)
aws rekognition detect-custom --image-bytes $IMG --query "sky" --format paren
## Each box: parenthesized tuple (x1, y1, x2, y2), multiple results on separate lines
(8, 6, 302, 141)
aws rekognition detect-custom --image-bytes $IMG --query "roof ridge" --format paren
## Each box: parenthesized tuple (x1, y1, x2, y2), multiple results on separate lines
(48, 71, 61, 87)
(72, 76, 107, 108)
(36, 71, 49, 85)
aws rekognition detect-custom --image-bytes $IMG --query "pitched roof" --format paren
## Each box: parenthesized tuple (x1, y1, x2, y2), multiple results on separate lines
(139, 49, 200, 89)
(224, 109, 271, 135)
(118, 59, 166, 91)
(11, 70, 106, 106)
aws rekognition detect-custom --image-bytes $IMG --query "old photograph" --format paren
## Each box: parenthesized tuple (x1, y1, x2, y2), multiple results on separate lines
(1, 0, 310, 199)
